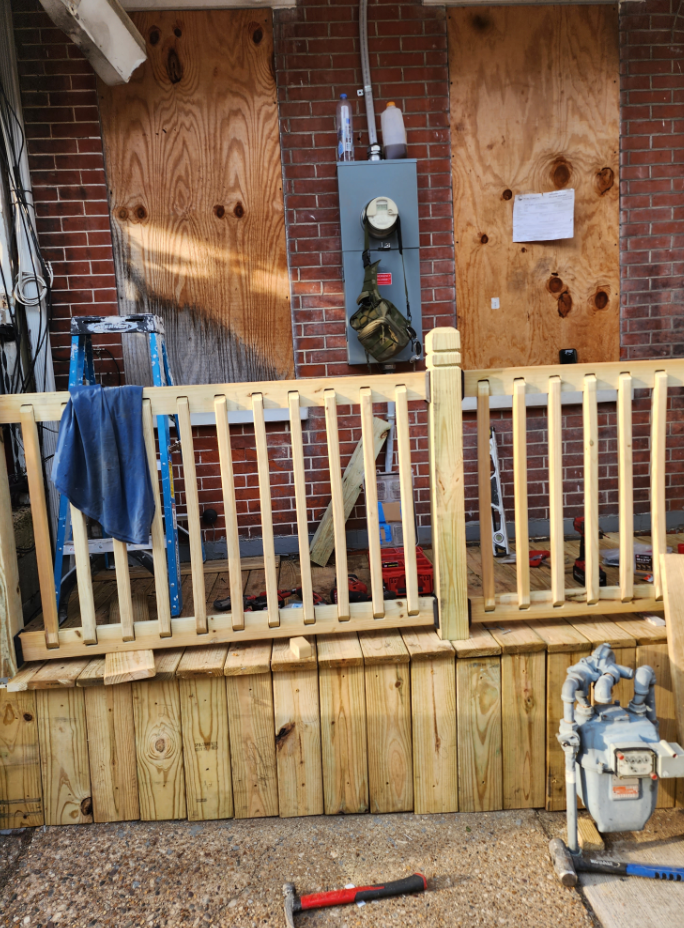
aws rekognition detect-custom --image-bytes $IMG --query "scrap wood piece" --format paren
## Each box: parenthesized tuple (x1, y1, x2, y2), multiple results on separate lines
(309, 416, 390, 567)
(662, 553, 684, 745)
(289, 636, 312, 661)
(578, 816, 605, 853)
(104, 649, 156, 685)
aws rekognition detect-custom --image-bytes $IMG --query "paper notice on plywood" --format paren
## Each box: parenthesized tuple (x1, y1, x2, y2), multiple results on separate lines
(512, 189, 575, 242)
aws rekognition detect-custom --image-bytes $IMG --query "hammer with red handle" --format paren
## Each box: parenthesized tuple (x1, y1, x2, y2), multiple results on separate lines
(283, 873, 427, 926)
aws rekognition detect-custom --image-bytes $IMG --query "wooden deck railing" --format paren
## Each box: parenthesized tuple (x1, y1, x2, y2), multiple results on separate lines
(466, 357, 680, 623)
(0, 328, 468, 673)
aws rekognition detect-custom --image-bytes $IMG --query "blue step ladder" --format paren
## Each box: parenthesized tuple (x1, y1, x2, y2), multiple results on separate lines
(53, 314, 184, 618)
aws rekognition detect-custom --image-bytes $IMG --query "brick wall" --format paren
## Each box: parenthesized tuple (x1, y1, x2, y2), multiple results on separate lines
(11, 0, 123, 391)
(8, 0, 684, 544)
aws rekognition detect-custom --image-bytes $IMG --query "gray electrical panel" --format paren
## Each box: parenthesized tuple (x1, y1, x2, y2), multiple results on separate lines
(337, 160, 423, 365)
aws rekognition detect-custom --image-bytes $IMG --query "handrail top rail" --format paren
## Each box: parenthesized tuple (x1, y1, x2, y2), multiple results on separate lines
(464, 357, 684, 398)
(0, 371, 428, 424)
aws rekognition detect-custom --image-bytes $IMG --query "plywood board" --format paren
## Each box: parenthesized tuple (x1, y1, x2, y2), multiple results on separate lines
(179, 677, 233, 820)
(448, 5, 619, 368)
(132, 679, 186, 820)
(456, 657, 502, 812)
(501, 651, 546, 809)
(98, 11, 294, 385)
(225, 672, 278, 818)
(36, 688, 93, 825)
(84, 683, 140, 822)
(0, 688, 43, 828)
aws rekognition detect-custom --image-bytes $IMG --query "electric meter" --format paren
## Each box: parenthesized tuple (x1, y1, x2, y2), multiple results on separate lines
(364, 196, 399, 238)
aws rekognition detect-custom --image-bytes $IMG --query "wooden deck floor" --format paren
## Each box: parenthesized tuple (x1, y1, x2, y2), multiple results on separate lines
(26, 531, 684, 632)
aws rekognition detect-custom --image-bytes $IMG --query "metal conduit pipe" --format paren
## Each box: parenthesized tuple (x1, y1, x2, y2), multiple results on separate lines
(359, 0, 382, 160)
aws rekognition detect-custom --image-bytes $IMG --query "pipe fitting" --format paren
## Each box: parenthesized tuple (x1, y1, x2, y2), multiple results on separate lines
(629, 664, 657, 722)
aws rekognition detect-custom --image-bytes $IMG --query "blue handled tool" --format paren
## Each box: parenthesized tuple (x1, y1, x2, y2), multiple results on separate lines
(549, 838, 684, 886)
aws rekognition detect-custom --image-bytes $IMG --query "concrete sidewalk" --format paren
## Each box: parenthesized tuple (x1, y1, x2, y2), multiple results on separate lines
(0, 809, 680, 928)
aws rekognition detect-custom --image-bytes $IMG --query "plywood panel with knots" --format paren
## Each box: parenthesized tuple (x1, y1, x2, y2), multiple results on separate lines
(448, 5, 619, 368)
(98, 10, 294, 385)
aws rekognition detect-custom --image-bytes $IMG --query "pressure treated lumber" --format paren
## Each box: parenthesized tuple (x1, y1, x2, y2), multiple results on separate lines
(20, 597, 436, 662)
(547, 376, 564, 607)
(456, 655, 502, 812)
(132, 679, 186, 821)
(20, 406, 59, 650)
(448, 4, 620, 369)
(512, 379, 530, 609)
(402, 629, 458, 813)
(578, 817, 605, 853)
(662, 554, 684, 747)
(287, 391, 315, 624)
(36, 688, 92, 825)
(84, 683, 140, 822)
(395, 385, 419, 615)
(225, 641, 278, 819)
(0, 688, 43, 827)
(359, 630, 413, 813)
(0, 431, 23, 676)
(179, 675, 233, 821)
(177, 397, 207, 634)
(155, 648, 185, 680)
(583, 375, 600, 604)
(651, 374, 668, 600)
(99, 10, 294, 386)
(476, 380, 495, 611)
(104, 649, 156, 685)
(317, 633, 368, 815)
(6, 662, 44, 692)
(310, 415, 390, 568)
(271, 638, 323, 817)
(28, 659, 91, 689)
(500, 637, 546, 810)
(426, 328, 469, 640)
(176, 645, 229, 678)
(360, 389, 384, 617)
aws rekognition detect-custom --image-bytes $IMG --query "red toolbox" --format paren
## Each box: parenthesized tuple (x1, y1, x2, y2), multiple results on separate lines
(376, 546, 435, 596)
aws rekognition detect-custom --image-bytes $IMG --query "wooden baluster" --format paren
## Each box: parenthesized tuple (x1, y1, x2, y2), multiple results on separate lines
(651, 370, 668, 601)
(215, 396, 244, 631)
(0, 427, 23, 677)
(69, 506, 97, 644)
(548, 376, 564, 608)
(252, 393, 280, 628)
(396, 385, 419, 616)
(477, 380, 495, 611)
(360, 387, 384, 618)
(112, 539, 135, 641)
(288, 391, 315, 624)
(177, 397, 207, 634)
(324, 389, 349, 621)
(618, 373, 634, 603)
(512, 379, 530, 609)
(583, 374, 599, 604)
(142, 399, 171, 637)
(19, 406, 59, 649)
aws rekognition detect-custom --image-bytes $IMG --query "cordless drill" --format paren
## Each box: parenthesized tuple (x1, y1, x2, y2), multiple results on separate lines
(572, 516, 607, 587)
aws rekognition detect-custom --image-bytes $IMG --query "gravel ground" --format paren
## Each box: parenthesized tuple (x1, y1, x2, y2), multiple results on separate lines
(0, 810, 599, 928)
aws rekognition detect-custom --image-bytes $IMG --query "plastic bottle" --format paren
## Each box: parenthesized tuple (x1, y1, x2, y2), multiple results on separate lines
(381, 101, 407, 160)
(336, 94, 354, 162)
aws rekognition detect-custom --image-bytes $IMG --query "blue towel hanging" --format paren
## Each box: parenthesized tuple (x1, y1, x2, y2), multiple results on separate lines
(52, 384, 155, 546)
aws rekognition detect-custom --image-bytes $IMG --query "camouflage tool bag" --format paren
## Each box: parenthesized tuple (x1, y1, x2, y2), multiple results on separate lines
(350, 258, 413, 363)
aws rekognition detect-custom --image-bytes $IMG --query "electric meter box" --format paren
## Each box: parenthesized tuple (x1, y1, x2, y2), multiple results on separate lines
(337, 160, 423, 365)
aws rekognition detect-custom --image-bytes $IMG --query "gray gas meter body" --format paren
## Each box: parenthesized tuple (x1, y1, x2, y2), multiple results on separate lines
(337, 160, 423, 365)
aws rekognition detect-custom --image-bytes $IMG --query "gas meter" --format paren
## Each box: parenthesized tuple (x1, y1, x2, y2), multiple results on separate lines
(558, 643, 684, 849)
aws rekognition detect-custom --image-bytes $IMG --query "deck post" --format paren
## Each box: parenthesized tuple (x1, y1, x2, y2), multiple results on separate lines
(426, 327, 469, 640)
(0, 428, 23, 677)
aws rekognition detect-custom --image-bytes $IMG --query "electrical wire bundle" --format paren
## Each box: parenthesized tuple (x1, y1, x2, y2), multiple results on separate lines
(0, 73, 54, 396)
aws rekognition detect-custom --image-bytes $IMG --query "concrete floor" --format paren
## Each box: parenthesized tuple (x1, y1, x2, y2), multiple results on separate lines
(0, 810, 681, 928)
